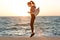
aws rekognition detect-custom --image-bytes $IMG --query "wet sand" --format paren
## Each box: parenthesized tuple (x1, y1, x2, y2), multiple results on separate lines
(0, 36, 60, 40)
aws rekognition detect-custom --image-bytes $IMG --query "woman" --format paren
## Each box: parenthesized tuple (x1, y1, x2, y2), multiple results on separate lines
(27, 1, 36, 37)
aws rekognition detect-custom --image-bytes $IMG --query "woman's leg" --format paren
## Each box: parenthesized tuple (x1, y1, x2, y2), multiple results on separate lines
(31, 18, 35, 33)
(30, 14, 35, 37)
(30, 18, 34, 33)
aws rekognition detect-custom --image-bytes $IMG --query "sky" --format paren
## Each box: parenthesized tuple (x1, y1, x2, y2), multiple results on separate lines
(0, 0, 60, 16)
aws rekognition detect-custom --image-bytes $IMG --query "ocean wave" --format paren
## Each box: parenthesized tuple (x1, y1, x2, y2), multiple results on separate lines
(13, 23, 29, 26)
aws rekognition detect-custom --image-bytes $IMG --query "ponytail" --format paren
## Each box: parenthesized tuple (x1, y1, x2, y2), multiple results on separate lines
(30, 1, 35, 4)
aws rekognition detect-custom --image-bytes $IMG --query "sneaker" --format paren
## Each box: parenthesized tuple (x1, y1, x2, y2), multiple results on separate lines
(30, 33, 35, 37)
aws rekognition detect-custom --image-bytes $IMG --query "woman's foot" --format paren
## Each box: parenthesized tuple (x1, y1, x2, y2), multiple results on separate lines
(30, 33, 35, 37)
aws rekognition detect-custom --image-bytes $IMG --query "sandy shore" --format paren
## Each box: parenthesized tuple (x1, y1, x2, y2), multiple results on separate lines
(0, 36, 60, 40)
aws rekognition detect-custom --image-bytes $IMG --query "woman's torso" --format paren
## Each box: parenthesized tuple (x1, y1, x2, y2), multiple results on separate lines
(30, 6, 36, 13)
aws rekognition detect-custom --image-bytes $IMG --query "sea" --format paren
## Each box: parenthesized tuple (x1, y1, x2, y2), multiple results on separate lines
(0, 16, 60, 37)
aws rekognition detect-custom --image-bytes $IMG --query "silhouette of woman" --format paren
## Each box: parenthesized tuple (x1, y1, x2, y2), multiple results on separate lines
(27, 1, 36, 37)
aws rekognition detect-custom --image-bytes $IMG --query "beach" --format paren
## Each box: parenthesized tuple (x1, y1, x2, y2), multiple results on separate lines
(0, 36, 60, 40)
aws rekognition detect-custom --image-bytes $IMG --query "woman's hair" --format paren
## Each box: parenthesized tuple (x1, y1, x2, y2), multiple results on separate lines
(30, 1, 35, 4)
(27, 2, 31, 5)
(27, 1, 35, 7)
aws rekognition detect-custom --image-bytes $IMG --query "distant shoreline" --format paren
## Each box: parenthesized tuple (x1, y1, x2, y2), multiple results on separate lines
(0, 16, 60, 17)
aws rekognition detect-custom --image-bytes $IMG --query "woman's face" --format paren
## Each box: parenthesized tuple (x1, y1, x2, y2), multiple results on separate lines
(28, 4, 32, 7)
(27, 2, 32, 7)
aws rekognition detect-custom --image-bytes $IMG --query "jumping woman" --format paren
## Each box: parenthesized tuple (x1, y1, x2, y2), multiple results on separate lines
(27, 1, 36, 37)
